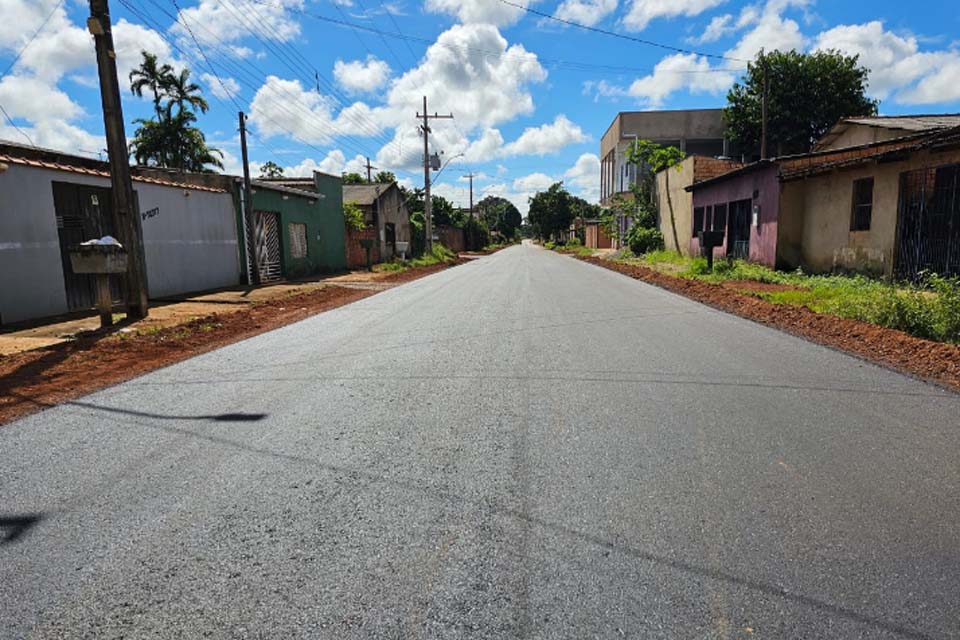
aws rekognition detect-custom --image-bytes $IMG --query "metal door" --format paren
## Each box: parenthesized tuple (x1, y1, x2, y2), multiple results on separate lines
(896, 165, 960, 279)
(52, 182, 123, 311)
(255, 211, 282, 282)
(727, 199, 751, 259)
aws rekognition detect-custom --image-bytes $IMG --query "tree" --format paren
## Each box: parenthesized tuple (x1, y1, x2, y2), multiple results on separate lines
(527, 182, 574, 241)
(374, 170, 396, 184)
(128, 51, 222, 172)
(342, 172, 365, 184)
(129, 50, 173, 118)
(259, 161, 284, 178)
(430, 194, 463, 227)
(476, 195, 522, 239)
(725, 49, 878, 157)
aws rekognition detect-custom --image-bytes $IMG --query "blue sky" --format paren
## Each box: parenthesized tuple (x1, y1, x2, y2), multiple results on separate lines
(2, 0, 960, 213)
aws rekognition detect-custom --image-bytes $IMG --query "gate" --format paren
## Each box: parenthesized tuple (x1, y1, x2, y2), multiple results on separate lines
(896, 164, 960, 279)
(52, 182, 123, 311)
(727, 199, 752, 259)
(255, 211, 282, 282)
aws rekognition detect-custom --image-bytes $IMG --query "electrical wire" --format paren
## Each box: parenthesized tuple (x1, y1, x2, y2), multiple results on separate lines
(493, 0, 748, 63)
(0, 102, 36, 147)
(1, 0, 65, 78)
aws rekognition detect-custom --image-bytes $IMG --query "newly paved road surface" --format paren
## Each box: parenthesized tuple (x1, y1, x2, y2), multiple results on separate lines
(3, 243, 959, 639)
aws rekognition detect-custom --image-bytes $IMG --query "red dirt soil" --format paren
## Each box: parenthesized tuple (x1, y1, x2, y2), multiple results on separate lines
(0, 262, 461, 426)
(581, 256, 960, 392)
(720, 280, 806, 294)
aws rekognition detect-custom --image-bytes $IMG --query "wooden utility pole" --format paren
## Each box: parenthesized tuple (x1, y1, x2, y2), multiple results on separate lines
(416, 96, 453, 251)
(464, 172, 476, 220)
(88, 0, 148, 318)
(364, 156, 377, 183)
(760, 49, 769, 161)
(239, 111, 260, 286)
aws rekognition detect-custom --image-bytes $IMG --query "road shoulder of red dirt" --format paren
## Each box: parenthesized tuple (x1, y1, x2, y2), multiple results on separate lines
(578, 255, 960, 393)
(0, 261, 463, 426)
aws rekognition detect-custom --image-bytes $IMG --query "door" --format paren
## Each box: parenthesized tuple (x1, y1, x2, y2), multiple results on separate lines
(52, 182, 123, 311)
(896, 165, 960, 279)
(728, 199, 752, 259)
(255, 211, 282, 282)
(385, 223, 396, 259)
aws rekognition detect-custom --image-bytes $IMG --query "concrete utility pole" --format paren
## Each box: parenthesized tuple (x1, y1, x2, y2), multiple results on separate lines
(364, 157, 377, 183)
(238, 111, 260, 285)
(88, 0, 149, 318)
(464, 172, 476, 220)
(416, 96, 453, 251)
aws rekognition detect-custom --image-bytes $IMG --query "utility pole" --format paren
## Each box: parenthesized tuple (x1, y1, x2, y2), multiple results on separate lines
(760, 49, 769, 161)
(416, 96, 453, 251)
(364, 156, 377, 183)
(88, 0, 148, 318)
(464, 172, 476, 220)
(239, 111, 260, 285)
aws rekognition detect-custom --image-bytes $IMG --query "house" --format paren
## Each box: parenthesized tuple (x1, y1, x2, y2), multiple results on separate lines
(0, 141, 241, 325)
(583, 220, 613, 249)
(813, 114, 960, 151)
(686, 126, 960, 278)
(600, 109, 736, 207)
(342, 182, 411, 262)
(655, 155, 743, 255)
(136, 171, 348, 282)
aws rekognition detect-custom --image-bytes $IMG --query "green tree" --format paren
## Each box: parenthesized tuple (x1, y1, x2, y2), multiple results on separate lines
(725, 49, 878, 157)
(259, 161, 284, 178)
(342, 172, 365, 184)
(343, 201, 366, 231)
(374, 170, 396, 184)
(128, 50, 173, 118)
(128, 51, 222, 172)
(476, 195, 522, 239)
(527, 182, 574, 241)
(430, 194, 463, 227)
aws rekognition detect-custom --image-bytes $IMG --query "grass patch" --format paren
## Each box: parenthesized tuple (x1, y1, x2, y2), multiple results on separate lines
(373, 244, 458, 273)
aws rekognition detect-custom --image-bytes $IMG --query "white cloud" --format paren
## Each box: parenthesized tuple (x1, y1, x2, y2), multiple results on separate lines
(282, 151, 368, 177)
(500, 115, 588, 156)
(333, 56, 392, 94)
(812, 21, 959, 103)
(464, 128, 505, 162)
(424, 0, 531, 26)
(201, 74, 241, 100)
(723, 3, 806, 64)
(553, 0, 618, 27)
(513, 172, 555, 193)
(622, 53, 735, 108)
(623, 0, 727, 32)
(563, 152, 600, 203)
(171, 0, 304, 48)
(692, 14, 734, 44)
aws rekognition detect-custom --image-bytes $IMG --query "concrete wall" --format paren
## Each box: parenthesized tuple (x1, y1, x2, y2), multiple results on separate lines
(691, 164, 780, 267)
(787, 147, 960, 275)
(656, 158, 695, 254)
(313, 172, 348, 272)
(0, 163, 240, 324)
(374, 187, 411, 260)
(138, 182, 239, 298)
(0, 163, 70, 324)
(819, 124, 911, 151)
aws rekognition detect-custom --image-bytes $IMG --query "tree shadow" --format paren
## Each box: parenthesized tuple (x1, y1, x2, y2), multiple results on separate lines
(0, 514, 42, 544)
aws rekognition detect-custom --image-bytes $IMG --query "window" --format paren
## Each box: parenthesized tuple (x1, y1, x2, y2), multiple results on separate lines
(713, 203, 728, 232)
(851, 178, 874, 231)
(693, 207, 704, 237)
(705, 206, 713, 232)
(288, 222, 308, 259)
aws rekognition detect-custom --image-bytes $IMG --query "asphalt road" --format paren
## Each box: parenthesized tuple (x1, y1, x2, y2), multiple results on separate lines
(3, 242, 959, 639)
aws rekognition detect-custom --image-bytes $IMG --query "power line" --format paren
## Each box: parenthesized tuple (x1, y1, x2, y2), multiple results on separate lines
(0, 102, 36, 147)
(493, 0, 748, 63)
(1, 0, 65, 78)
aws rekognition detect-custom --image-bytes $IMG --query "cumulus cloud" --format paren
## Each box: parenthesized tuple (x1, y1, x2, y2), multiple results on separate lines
(591, 53, 735, 108)
(424, 0, 531, 26)
(201, 74, 241, 100)
(334, 56, 392, 94)
(563, 153, 600, 203)
(623, 0, 727, 32)
(553, 0, 618, 27)
(170, 0, 304, 48)
(500, 115, 588, 157)
(812, 21, 960, 104)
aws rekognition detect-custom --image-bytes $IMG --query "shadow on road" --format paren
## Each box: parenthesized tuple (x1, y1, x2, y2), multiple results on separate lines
(0, 514, 43, 544)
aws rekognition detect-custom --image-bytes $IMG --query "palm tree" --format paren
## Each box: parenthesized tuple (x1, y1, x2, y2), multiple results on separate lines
(129, 51, 174, 118)
(166, 68, 209, 117)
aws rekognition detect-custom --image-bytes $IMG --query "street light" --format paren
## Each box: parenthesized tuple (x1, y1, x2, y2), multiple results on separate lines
(432, 152, 465, 182)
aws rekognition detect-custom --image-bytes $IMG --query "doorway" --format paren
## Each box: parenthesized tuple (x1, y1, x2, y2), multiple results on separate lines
(255, 210, 282, 282)
(728, 199, 752, 259)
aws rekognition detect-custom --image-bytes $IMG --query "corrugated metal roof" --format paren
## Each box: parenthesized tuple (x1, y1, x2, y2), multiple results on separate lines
(0, 153, 227, 193)
(841, 114, 960, 132)
(251, 179, 324, 200)
(343, 183, 392, 205)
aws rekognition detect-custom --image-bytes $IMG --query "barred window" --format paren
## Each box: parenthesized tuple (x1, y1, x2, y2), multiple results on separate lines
(713, 203, 728, 232)
(288, 222, 308, 259)
(851, 178, 874, 231)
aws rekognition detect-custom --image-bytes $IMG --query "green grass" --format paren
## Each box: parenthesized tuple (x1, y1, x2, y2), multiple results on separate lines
(372, 244, 458, 273)
(627, 250, 960, 343)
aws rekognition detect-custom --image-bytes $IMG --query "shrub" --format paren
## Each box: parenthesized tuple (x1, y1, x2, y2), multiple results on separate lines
(687, 257, 710, 275)
(567, 236, 583, 247)
(343, 201, 366, 231)
(626, 225, 664, 256)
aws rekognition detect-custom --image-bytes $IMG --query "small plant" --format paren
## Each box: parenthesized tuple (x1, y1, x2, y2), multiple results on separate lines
(626, 225, 664, 256)
(343, 201, 366, 231)
(687, 257, 711, 275)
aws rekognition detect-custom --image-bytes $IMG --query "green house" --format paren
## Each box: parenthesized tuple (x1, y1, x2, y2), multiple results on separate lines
(238, 172, 347, 281)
